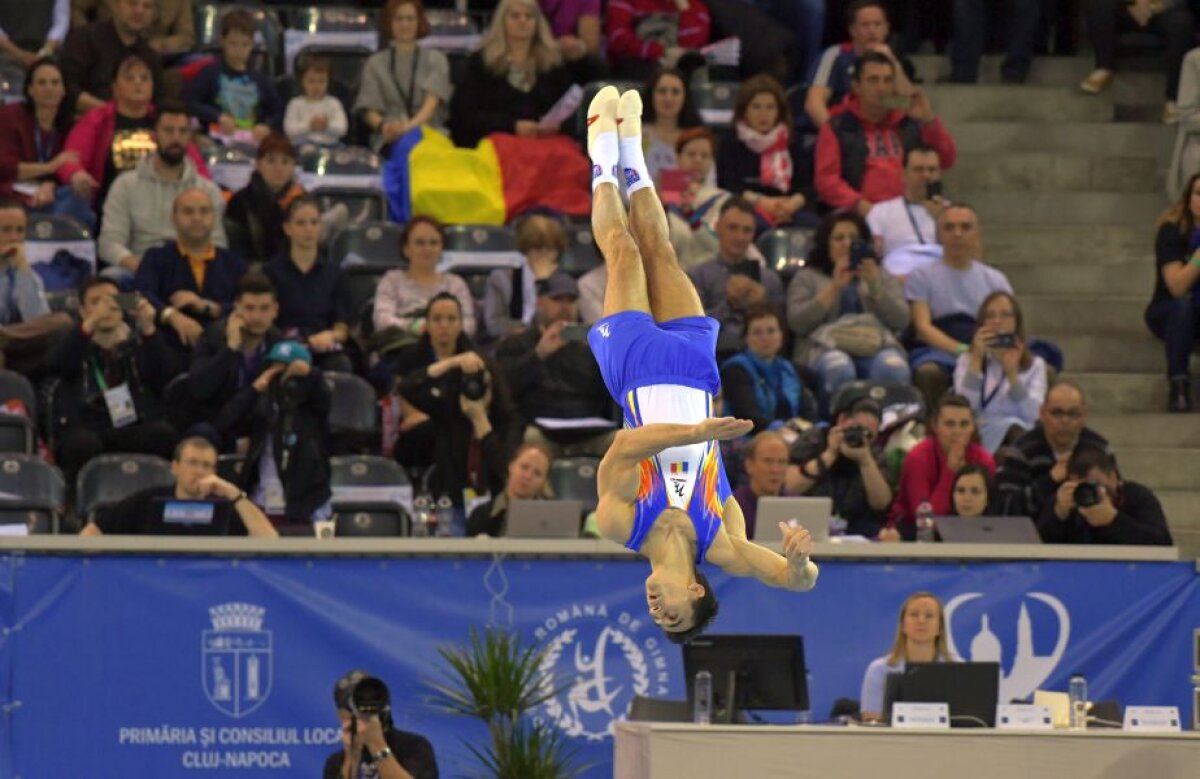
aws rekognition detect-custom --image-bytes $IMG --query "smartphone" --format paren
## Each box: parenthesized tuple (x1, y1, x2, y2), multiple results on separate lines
(926, 180, 943, 200)
(560, 323, 590, 343)
(115, 293, 139, 313)
(989, 332, 1017, 349)
(849, 239, 873, 270)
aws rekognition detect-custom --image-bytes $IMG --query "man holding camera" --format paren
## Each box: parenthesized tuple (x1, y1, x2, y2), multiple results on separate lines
(866, 145, 946, 278)
(786, 396, 893, 539)
(325, 670, 437, 779)
(1037, 445, 1172, 546)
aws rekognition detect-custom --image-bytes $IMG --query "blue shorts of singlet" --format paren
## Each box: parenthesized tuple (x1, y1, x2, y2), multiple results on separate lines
(588, 311, 722, 406)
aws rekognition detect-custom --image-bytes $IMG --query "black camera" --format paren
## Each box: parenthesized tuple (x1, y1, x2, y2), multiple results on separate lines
(849, 240, 874, 270)
(1073, 481, 1102, 509)
(842, 425, 868, 448)
(346, 676, 393, 733)
(926, 180, 943, 200)
(461, 370, 487, 401)
(989, 332, 1017, 349)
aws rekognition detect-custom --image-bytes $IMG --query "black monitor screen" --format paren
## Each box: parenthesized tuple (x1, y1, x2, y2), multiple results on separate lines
(682, 634, 808, 715)
(883, 661, 1000, 727)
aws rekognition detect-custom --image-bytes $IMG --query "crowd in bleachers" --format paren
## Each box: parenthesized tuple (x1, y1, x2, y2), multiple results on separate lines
(0, 0, 1193, 546)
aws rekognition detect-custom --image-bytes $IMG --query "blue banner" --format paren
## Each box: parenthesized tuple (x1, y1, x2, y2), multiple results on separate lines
(1, 553, 1197, 777)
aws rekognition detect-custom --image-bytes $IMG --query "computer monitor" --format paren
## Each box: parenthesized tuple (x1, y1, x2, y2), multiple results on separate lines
(682, 635, 808, 724)
(882, 662, 1000, 727)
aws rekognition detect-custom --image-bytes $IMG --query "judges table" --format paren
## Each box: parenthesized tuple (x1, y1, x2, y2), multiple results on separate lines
(613, 723, 1200, 779)
(0, 537, 1194, 779)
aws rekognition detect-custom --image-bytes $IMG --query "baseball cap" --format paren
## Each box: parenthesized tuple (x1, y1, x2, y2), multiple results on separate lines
(536, 271, 579, 300)
(266, 340, 313, 366)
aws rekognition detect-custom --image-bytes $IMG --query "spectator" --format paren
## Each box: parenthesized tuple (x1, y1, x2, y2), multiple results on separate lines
(80, 436, 276, 537)
(687, 197, 785, 357)
(98, 101, 226, 280)
(449, 0, 574, 147)
(495, 271, 615, 455)
(0, 0, 68, 69)
(577, 262, 607, 325)
(953, 291, 1047, 453)
(264, 197, 354, 373)
(731, 430, 791, 539)
(224, 132, 305, 265)
(720, 307, 806, 433)
(71, 0, 195, 59)
(45, 276, 180, 486)
(815, 52, 956, 216)
(787, 210, 909, 413)
(0, 59, 94, 227)
(59, 0, 163, 114)
(0, 199, 72, 373)
(133, 187, 245, 355)
(187, 271, 283, 444)
(905, 203, 1012, 410)
(741, 0, 825, 80)
(859, 591, 953, 722)
(884, 393, 995, 540)
(373, 215, 476, 337)
(1145, 171, 1200, 412)
(185, 8, 281, 143)
(605, 0, 711, 81)
(356, 0, 452, 154)
(786, 396, 892, 538)
(539, 0, 604, 81)
(1081, 0, 1194, 123)
(805, 0, 914, 128)
(1039, 445, 1173, 546)
(665, 128, 733, 268)
(325, 670, 438, 779)
(948, 0, 1038, 84)
(866, 144, 946, 279)
(284, 55, 348, 148)
(392, 293, 516, 510)
(641, 68, 703, 186)
(950, 463, 993, 518)
(716, 75, 816, 229)
(466, 441, 554, 536)
(994, 379, 1111, 519)
(484, 213, 565, 339)
(1167, 48, 1200, 200)
(213, 340, 333, 532)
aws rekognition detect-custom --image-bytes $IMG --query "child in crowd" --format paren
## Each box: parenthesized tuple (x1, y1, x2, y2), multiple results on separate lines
(185, 9, 281, 143)
(284, 56, 348, 148)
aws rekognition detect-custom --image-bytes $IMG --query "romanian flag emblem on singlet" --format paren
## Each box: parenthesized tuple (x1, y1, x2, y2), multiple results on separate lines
(669, 462, 688, 474)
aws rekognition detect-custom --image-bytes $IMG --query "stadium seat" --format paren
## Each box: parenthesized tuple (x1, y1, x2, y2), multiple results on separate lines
(344, 264, 388, 333)
(76, 454, 175, 524)
(333, 506, 410, 537)
(829, 381, 926, 429)
(311, 187, 390, 226)
(548, 457, 600, 513)
(692, 81, 739, 127)
(443, 224, 516, 253)
(331, 454, 412, 491)
(296, 44, 371, 93)
(0, 61, 22, 104)
(441, 225, 522, 307)
(24, 213, 97, 277)
(756, 227, 815, 282)
(324, 372, 380, 453)
(331, 221, 406, 267)
(281, 5, 376, 76)
(0, 454, 66, 533)
(0, 370, 38, 454)
(561, 220, 602, 278)
(217, 454, 245, 484)
(330, 454, 413, 536)
(203, 143, 257, 192)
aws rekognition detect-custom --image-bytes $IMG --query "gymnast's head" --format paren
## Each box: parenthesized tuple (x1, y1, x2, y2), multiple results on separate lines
(646, 567, 719, 644)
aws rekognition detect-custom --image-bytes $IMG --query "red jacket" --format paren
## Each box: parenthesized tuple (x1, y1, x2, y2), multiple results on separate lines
(888, 437, 995, 532)
(606, 0, 711, 62)
(0, 103, 67, 203)
(814, 94, 957, 210)
(56, 102, 210, 204)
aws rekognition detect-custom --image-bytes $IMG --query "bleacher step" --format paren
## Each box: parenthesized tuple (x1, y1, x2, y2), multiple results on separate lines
(1089, 414, 1200, 449)
(959, 191, 1167, 226)
(948, 122, 1174, 159)
(1108, 448, 1200, 491)
(946, 153, 1159, 193)
(1022, 295, 1146, 335)
(1001, 260, 1150, 296)
(909, 54, 1165, 93)
(926, 84, 1113, 123)
(1065, 372, 1169, 414)
(983, 225, 1152, 265)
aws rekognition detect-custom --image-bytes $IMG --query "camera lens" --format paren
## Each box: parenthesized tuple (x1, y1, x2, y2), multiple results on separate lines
(1073, 482, 1101, 508)
(461, 372, 486, 401)
(843, 426, 866, 447)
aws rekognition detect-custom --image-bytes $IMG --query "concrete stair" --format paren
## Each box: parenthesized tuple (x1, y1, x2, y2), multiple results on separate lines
(932, 56, 1198, 556)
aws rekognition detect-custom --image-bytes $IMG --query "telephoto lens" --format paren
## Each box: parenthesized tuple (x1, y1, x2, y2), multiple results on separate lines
(842, 426, 866, 448)
(1073, 481, 1101, 508)
(461, 371, 487, 401)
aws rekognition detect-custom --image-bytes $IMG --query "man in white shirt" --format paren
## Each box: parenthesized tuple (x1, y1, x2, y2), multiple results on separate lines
(867, 145, 946, 278)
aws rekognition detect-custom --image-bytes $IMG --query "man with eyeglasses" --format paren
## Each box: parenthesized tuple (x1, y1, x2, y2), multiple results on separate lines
(81, 436, 277, 536)
(994, 379, 1111, 519)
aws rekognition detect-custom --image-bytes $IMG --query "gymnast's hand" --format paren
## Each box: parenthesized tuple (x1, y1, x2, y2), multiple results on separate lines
(779, 522, 813, 562)
(693, 417, 753, 442)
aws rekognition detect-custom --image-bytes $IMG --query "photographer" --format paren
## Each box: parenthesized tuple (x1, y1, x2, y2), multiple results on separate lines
(325, 670, 437, 779)
(1038, 445, 1173, 546)
(786, 397, 893, 538)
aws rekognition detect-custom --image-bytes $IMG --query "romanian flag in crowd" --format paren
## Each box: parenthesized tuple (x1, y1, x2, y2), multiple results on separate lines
(383, 127, 591, 225)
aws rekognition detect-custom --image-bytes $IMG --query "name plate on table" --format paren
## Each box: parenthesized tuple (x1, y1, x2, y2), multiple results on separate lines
(1123, 706, 1182, 732)
(996, 704, 1054, 731)
(891, 702, 950, 729)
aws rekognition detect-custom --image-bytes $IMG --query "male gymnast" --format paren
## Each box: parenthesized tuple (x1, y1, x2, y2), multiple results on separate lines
(586, 85, 819, 643)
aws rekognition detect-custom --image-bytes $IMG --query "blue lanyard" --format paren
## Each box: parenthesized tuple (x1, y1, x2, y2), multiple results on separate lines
(978, 357, 1003, 410)
(34, 128, 55, 163)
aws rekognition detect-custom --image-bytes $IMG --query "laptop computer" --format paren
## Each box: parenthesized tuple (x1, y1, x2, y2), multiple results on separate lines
(754, 497, 833, 543)
(935, 515, 1042, 544)
(506, 499, 583, 539)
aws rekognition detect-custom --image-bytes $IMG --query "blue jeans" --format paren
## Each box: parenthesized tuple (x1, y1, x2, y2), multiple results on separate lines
(30, 186, 96, 231)
(949, 0, 1039, 82)
(810, 347, 911, 415)
(1145, 296, 1200, 379)
(744, 0, 826, 78)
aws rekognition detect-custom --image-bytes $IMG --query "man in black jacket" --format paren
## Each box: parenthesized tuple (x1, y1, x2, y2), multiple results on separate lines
(1037, 445, 1173, 546)
(59, 0, 163, 113)
(46, 276, 179, 485)
(494, 272, 615, 455)
(324, 670, 437, 779)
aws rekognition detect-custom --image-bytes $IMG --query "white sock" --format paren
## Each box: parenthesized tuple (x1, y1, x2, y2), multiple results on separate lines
(590, 131, 620, 192)
(619, 136, 654, 195)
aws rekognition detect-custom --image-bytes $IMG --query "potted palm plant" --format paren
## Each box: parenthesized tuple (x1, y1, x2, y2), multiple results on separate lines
(426, 627, 587, 779)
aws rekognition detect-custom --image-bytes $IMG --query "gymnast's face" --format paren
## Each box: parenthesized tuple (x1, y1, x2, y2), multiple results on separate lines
(645, 574, 702, 632)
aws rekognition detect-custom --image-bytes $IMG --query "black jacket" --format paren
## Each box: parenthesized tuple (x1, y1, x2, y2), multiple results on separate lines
(715, 129, 815, 203)
(214, 368, 332, 521)
(225, 172, 302, 264)
(322, 727, 438, 779)
(188, 318, 285, 405)
(994, 424, 1110, 518)
(1035, 480, 1174, 546)
(448, 51, 574, 147)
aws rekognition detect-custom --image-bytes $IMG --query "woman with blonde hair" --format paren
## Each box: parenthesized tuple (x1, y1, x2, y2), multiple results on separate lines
(449, 0, 573, 147)
(859, 591, 954, 722)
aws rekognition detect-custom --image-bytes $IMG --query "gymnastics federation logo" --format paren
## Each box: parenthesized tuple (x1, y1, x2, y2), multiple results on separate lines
(533, 603, 671, 741)
(591, 164, 602, 179)
(202, 602, 273, 718)
(623, 167, 641, 188)
(944, 592, 1070, 703)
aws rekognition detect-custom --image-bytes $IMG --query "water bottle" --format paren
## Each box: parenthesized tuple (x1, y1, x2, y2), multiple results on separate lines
(411, 493, 432, 537)
(1068, 673, 1088, 730)
(435, 495, 455, 537)
(693, 669, 712, 725)
(915, 501, 937, 543)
